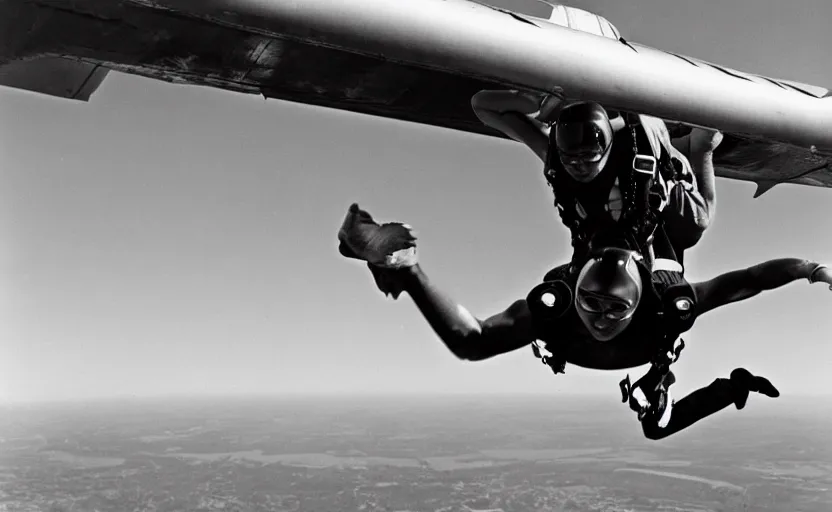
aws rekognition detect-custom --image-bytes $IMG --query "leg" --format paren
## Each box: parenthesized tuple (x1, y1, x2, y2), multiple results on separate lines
(641, 376, 733, 440)
(686, 129, 722, 215)
(625, 363, 675, 420)
(670, 128, 721, 216)
(661, 131, 721, 256)
(621, 335, 685, 414)
(641, 368, 779, 440)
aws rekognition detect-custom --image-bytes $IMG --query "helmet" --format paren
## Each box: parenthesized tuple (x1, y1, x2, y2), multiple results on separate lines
(574, 247, 643, 342)
(554, 102, 614, 182)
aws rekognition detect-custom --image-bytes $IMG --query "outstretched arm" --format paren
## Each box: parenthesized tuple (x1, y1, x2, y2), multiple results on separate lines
(395, 264, 536, 361)
(339, 203, 536, 361)
(470, 90, 552, 163)
(693, 259, 830, 316)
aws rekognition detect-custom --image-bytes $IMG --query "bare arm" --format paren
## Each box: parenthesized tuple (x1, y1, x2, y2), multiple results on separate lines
(397, 264, 536, 361)
(471, 90, 551, 163)
(338, 203, 536, 361)
(693, 259, 825, 316)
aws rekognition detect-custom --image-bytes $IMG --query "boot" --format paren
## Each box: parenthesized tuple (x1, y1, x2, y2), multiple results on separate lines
(729, 368, 780, 410)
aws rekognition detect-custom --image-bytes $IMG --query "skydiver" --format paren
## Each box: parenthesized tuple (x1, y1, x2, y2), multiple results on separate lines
(337, 203, 831, 440)
(471, 91, 722, 269)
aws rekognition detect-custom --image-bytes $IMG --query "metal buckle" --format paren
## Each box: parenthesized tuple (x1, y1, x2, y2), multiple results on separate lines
(632, 154, 657, 176)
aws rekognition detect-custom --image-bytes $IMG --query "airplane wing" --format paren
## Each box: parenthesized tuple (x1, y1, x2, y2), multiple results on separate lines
(2, 0, 830, 195)
(0, 56, 109, 101)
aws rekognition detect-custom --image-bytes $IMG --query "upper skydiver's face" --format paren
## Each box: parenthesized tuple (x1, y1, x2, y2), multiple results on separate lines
(555, 120, 612, 183)
(559, 151, 609, 183)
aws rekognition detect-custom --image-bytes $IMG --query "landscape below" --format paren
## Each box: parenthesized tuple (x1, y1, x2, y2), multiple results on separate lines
(0, 395, 829, 511)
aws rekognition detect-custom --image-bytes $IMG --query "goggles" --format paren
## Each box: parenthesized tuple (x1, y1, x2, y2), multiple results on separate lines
(576, 289, 636, 320)
(555, 121, 611, 160)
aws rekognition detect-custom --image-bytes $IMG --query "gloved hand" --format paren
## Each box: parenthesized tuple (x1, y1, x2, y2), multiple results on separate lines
(337, 203, 418, 299)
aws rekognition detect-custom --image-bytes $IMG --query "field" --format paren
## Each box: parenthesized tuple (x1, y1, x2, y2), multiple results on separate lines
(1, 395, 830, 511)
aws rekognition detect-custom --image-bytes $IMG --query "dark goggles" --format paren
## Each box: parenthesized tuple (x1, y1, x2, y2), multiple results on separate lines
(555, 121, 610, 160)
(576, 290, 635, 320)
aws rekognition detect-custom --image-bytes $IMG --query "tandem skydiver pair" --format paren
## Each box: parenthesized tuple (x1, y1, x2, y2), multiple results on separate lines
(336, 92, 830, 440)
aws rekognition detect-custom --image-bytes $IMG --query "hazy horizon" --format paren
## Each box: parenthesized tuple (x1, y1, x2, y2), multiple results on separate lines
(3, 390, 830, 512)
(5, 390, 832, 408)
(2, 0, 832, 403)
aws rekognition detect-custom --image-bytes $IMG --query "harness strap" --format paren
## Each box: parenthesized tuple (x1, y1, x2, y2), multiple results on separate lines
(645, 270, 696, 373)
(621, 122, 661, 258)
(629, 114, 678, 181)
(652, 258, 684, 273)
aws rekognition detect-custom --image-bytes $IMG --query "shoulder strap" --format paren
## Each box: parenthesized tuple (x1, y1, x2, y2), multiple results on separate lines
(616, 121, 661, 255)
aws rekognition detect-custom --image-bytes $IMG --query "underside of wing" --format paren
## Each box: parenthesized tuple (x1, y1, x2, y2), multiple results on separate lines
(1, 0, 830, 193)
(0, 56, 109, 101)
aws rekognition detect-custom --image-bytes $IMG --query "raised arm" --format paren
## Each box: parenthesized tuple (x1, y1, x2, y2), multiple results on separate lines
(397, 264, 536, 361)
(338, 203, 537, 362)
(692, 259, 830, 316)
(470, 89, 553, 163)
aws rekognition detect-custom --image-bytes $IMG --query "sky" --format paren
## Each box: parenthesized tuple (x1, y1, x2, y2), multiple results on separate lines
(1, 0, 831, 403)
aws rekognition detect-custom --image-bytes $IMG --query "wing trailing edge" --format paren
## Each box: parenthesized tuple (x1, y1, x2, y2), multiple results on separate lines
(753, 181, 778, 198)
(0, 56, 109, 101)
